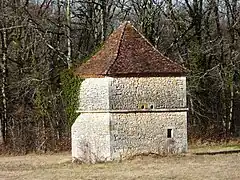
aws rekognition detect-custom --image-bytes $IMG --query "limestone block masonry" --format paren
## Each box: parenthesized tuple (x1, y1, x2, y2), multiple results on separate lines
(72, 113, 111, 163)
(110, 112, 187, 159)
(110, 77, 186, 110)
(72, 77, 188, 163)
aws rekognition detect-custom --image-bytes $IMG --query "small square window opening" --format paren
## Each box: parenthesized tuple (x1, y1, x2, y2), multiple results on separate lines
(167, 129, 172, 138)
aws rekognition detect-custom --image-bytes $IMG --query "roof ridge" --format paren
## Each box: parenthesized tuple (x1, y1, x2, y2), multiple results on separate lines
(104, 22, 127, 75)
(130, 24, 186, 70)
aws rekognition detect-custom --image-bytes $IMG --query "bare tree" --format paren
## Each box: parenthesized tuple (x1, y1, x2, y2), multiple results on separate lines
(66, 0, 72, 68)
(0, 29, 7, 144)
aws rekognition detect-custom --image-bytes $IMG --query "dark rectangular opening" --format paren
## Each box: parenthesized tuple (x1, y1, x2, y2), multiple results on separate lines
(167, 129, 172, 138)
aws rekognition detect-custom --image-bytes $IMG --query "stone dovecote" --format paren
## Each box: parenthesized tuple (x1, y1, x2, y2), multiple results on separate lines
(72, 22, 188, 163)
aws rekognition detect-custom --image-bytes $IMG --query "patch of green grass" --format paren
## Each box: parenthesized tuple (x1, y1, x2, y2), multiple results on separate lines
(189, 143, 240, 154)
(220, 144, 240, 149)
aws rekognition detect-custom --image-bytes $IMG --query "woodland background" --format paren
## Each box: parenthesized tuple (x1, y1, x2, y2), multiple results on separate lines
(0, 0, 240, 153)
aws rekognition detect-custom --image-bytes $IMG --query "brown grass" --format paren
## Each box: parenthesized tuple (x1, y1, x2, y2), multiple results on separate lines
(0, 151, 240, 180)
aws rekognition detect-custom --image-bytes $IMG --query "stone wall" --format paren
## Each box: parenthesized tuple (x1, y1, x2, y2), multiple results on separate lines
(79, 77, 186, 111)
(72, 111, 187, 162)
(110, 112, 187, 159)
(73, 76, 188, 162)
(72, 113, 111, 163)
(109, 77, 186, 110)
(79, 78, 112, 111)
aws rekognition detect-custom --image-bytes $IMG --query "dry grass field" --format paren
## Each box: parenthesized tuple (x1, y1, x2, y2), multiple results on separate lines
(1, 149, 240, 180)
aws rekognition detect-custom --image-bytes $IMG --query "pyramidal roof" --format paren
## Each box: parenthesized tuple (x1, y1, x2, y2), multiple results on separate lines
(75, 22, 186, 77)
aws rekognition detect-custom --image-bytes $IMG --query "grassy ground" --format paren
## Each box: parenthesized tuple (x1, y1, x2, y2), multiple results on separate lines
(1, 150, 240, 180)
(189, 143, 240, 153)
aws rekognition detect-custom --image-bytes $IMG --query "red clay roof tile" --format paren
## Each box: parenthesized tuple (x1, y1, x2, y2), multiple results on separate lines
(75, 22, 186, 77)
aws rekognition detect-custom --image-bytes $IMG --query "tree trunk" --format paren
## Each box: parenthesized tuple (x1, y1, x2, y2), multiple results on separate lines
(66, 0, 72, 69)
(101, 0, 107, 42)
(0, 29, 7, 144)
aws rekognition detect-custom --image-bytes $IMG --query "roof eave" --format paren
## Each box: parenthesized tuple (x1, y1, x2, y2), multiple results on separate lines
(75, 71, 187, 78)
